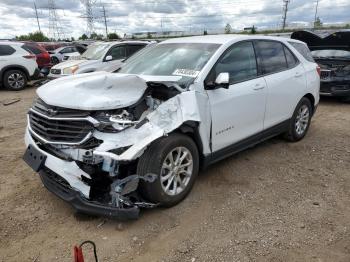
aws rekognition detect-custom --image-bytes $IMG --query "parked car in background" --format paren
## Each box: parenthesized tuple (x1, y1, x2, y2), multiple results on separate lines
(292, 30, 350, 102)
(21, 42, 51, 69)
(24, 35, 319, 219)
(48, 41, 149, 79)
(61, 44, 87, 61)
(0, 41, 39, 90)
(49, 46, 85, 64)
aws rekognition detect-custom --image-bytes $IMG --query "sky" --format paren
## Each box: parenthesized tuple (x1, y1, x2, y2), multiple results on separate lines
(0, 0, 349, 39)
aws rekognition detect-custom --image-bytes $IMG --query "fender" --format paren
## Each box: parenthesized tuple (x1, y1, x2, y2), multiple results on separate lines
(93, 91, 211, 162)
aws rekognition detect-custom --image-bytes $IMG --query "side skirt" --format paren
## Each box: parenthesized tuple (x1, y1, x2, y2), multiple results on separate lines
(202, 119, 290, 169)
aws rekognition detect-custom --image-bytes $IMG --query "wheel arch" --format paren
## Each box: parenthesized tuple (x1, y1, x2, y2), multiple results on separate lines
(173, 121, 204, 165)
(303, 93, 316, 115)
(0, 65, 30, 82)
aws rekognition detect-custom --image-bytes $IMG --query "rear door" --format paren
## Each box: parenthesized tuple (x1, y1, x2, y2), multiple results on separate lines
(206, 41, 267, 152)
(254, 40, 307, 129)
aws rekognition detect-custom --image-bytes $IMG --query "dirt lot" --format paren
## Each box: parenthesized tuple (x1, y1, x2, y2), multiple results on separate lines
(0, 85, 349, 262)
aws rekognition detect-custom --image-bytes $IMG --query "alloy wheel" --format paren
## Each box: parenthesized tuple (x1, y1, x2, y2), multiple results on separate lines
(160, 147, 194, 196)
(295, 105, 310, 136)
(8, 73, 25, 89)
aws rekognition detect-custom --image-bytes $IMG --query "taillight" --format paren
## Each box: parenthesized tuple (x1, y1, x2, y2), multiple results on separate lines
(23, 54, 36, 59)
(316, 65, 321, 76)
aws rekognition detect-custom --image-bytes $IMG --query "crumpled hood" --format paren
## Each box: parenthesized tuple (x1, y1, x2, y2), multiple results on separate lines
(37, 72, 148, 110)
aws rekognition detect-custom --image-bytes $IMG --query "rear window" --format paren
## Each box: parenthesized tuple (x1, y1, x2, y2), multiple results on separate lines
(284, 46, 298, 68)
(288, 42, 315, 62)
(22, 44, 41, 55)
(255, 41, 288, 74)
(0, 45, 16, 56)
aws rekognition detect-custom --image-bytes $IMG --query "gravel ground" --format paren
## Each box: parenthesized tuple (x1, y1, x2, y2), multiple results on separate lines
(0, 86, 349, 262)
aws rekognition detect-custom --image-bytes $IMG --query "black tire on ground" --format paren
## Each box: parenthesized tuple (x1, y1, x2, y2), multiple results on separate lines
(284, 97, 312, 142)
(51, 56, 59, 64)
(3, 69, 27, 90)
(137, 133, 199, 207)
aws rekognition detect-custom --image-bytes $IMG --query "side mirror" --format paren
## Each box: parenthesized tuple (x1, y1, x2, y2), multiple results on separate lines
(105, 55, 113, 61)
(214, 72, 230, 89)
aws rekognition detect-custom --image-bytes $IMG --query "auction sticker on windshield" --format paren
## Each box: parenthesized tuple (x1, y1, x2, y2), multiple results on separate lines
(173, 69, 200, 78)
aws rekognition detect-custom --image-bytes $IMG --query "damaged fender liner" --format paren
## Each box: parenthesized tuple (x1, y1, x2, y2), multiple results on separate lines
(39, 169, 140, 220)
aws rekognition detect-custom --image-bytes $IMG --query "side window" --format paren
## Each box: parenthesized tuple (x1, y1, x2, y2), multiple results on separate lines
(107, 46, 126, 60)
(60, 48, 69, 54)
(288, 42, 315, 62)
(0, 45, 16, 56)
(127, 45, 145, 57)
(22, 45, 41, 55)
(213, 41, 257, 84)
(255, 41, 288, 74)
(284, 46, 298, 68)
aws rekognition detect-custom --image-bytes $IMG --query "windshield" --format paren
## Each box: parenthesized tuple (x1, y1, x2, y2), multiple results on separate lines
(119, 43, 220, 78)
(81, 43, 110, 60)
(311, 49, 350, 59)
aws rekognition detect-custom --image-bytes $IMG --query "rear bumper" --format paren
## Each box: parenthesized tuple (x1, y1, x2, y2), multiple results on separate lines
(320, 81, 350, 97)
(39, 168, 140, 220)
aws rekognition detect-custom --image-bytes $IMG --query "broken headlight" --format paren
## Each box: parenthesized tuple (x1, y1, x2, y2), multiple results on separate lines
(95, 110, 139, 133)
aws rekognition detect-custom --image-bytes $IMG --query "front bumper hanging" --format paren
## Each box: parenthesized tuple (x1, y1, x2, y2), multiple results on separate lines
(39, 168, 140, 220)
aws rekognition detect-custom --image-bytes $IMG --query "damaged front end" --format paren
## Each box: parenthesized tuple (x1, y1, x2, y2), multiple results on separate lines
(24, 73, 204, 219)
(317, 59, 350, 96)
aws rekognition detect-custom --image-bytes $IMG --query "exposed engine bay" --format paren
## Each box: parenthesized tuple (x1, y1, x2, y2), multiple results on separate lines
(24, 73, 208, 218)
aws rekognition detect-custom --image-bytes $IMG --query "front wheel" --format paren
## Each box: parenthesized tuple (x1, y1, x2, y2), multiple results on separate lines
(284, 97, 312, 142)
(137, 134, 199, 207)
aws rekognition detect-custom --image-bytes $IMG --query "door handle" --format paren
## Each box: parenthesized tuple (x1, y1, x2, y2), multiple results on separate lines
(253, 83, 265, 90)
(294, 72, 303, 78)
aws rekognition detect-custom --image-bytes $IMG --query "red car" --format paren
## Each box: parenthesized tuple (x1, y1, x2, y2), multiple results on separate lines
(21, 42, 52, 69)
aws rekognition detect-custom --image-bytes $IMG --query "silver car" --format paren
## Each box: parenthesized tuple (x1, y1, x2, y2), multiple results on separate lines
(48, 41, 150, 79)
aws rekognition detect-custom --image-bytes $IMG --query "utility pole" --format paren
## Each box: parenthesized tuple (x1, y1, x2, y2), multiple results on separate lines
(102, 5, 108, 39)
(34, 2, 41, 33)
(80, 0, 97, 37)
(314, 0, 319, 28)
(282, 0, 290, 31)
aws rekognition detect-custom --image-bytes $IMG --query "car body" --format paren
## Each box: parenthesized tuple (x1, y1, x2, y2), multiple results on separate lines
(61, 44, 87, 61)
(0, 41, 39, 90)
(49, 46, 84, 65)
(24, 35, 320, 219)
(47, 41, 150, 79)
(21, 42, 52, 69)
(291, 30, 350, 101)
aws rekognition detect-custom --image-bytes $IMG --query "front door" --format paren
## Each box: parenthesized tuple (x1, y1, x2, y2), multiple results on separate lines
(206, 41, 267, 152)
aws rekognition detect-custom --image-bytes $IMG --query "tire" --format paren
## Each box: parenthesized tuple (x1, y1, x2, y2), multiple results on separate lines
(137, 133, 199, 207)
(284, 97, 312, 142)
(3, 69, 27, 90)
(51, 56, 59, 64)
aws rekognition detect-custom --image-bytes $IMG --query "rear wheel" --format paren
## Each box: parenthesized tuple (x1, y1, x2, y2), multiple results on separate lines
(3, 70, 27, 90)
(138, 134, 199, 207)
(284, 97, 312, 142)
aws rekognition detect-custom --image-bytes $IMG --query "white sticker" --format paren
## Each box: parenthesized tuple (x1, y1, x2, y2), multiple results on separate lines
(172, 69, 200, 78)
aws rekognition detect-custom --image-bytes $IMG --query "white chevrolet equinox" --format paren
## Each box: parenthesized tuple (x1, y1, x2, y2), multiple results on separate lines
(24, 35, 320, 219)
